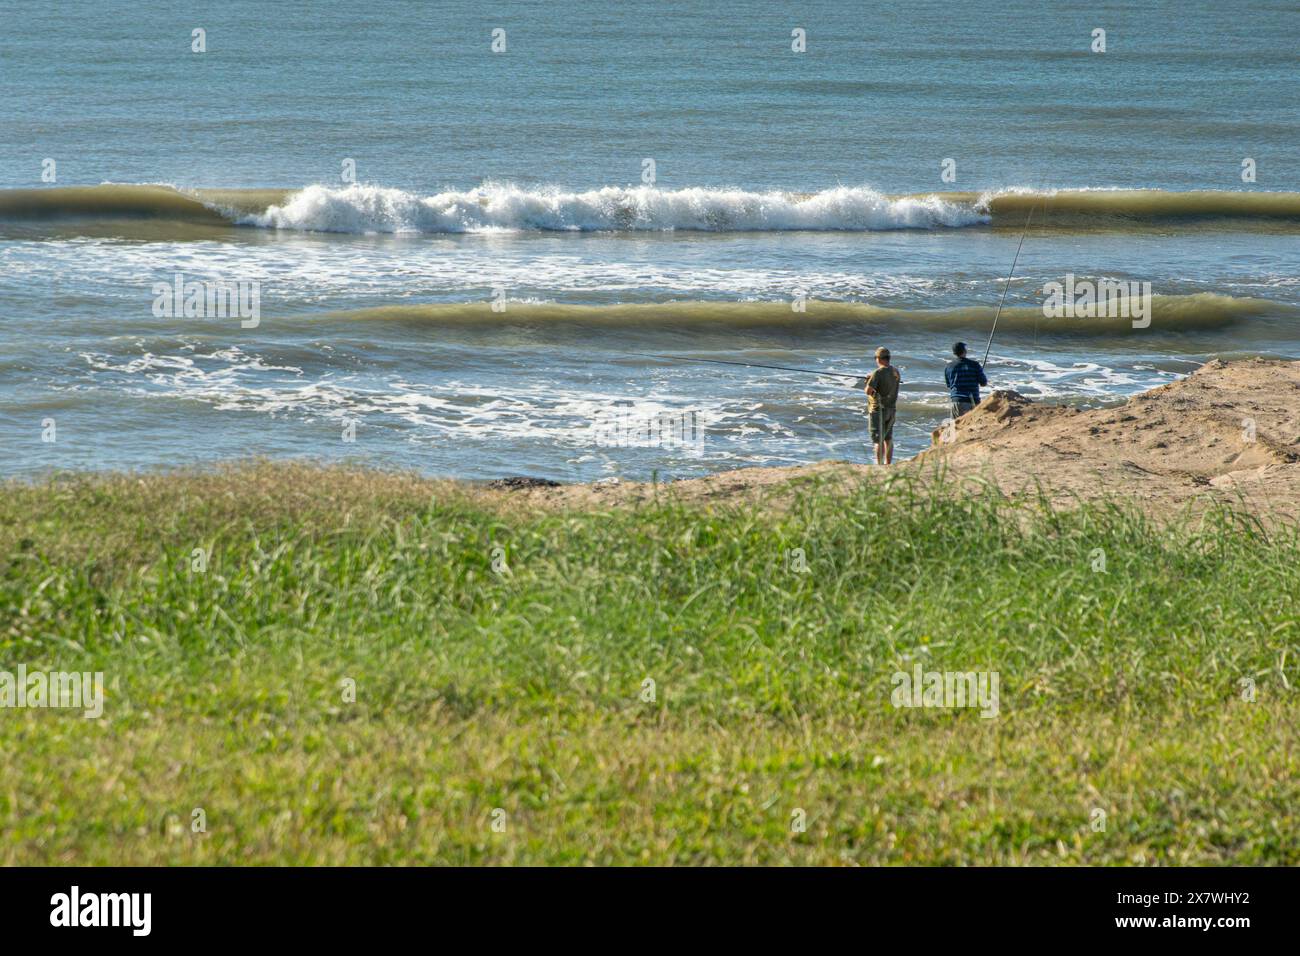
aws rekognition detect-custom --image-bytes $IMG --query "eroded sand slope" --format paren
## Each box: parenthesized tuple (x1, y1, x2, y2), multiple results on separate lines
(500, 358, 1300, 522)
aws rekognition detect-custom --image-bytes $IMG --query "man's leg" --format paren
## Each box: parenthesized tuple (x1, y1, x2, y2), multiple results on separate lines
(883, 439, 893, 465)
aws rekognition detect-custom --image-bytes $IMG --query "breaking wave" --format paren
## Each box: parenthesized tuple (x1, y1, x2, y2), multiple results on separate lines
(4, 184, 1300, 235)
(243, 183, 987, 233)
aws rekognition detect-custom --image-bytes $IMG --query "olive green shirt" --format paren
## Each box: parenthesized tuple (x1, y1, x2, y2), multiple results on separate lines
(865, 365, 901, 412)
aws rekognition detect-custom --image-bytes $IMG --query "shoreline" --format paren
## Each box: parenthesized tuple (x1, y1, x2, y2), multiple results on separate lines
(7, 357, 1300, 524)
(380, 356, 1300, 523)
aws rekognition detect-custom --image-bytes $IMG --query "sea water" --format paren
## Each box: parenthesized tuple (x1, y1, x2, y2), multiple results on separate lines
(2, 0, 1297, 480)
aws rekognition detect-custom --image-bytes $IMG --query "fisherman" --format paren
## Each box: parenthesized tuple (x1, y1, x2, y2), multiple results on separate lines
(944, 341, 988, 418)
(864, 347, 902, 465)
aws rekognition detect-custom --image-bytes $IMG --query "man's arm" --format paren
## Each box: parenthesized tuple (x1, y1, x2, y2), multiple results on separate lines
(977, 362, 988, 387)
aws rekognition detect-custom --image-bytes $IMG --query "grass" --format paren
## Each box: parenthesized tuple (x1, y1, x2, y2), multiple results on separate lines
(1, 461, 1297, 864)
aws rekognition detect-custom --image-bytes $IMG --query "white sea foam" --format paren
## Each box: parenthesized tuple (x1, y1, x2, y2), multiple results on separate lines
(243, 183, 990, 234)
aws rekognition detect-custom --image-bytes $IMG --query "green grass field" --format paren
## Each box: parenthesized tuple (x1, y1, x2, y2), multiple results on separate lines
(1, 462, 1296, 864)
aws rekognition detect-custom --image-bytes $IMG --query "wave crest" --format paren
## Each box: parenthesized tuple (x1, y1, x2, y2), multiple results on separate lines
(5, 185, 1299, 235)
(244, 183, 989, 234)
(317, 294, 1291, 333)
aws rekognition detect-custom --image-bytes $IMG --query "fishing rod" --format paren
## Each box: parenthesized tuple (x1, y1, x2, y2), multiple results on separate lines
(624, 350, 871, 387)
(981, 205, 1036, 367)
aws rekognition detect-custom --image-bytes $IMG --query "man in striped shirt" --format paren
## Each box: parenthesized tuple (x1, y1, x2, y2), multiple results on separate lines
(944, 341, 988, 418)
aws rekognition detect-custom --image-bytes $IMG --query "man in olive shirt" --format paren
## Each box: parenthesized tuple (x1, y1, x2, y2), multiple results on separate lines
(864, 346, 901, 465)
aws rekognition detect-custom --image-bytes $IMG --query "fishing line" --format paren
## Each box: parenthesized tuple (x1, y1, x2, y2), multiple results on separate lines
(621, 349, 870, 387)
(982, 205, 1036, 367)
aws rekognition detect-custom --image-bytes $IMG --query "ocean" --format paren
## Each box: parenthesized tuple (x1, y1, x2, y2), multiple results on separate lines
(2, 0, 1298, 481)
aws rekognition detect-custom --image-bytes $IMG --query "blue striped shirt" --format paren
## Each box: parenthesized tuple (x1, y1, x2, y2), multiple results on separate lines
(944, 357, 988, 403)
